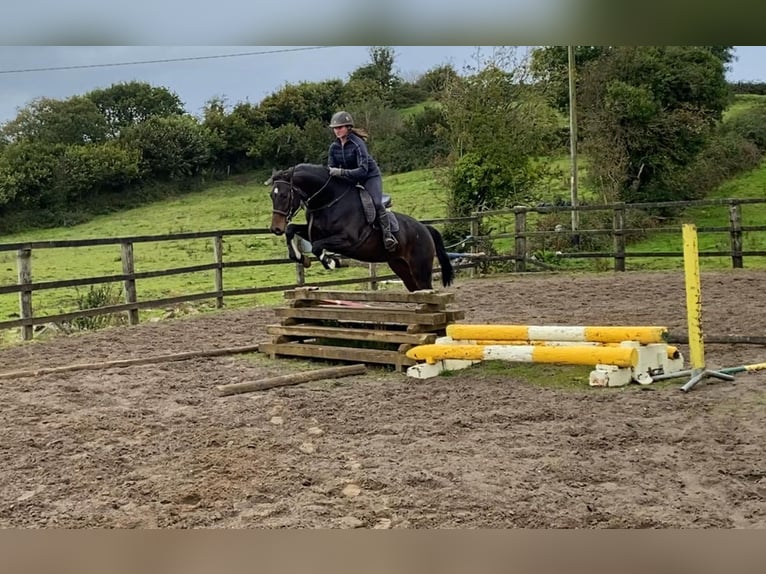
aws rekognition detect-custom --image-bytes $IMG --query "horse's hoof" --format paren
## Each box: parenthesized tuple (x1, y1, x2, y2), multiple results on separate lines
(302, 255, 312, 268)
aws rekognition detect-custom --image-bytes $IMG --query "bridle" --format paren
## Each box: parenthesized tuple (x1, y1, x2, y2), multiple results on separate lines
(270, 167, 301, 222)
(271, 168, 344, 222)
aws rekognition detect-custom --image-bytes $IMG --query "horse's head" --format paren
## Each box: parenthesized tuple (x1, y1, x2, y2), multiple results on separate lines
(268, 167, 303, 235)
(268, 164, 334, 234)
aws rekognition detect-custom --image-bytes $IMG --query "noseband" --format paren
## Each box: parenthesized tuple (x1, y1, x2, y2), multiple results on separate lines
(271, 179, 300, 220)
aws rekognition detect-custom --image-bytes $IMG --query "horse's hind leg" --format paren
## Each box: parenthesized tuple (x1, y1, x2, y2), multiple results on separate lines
(408, 244, 437, 290)
(387, 259, 422, 292)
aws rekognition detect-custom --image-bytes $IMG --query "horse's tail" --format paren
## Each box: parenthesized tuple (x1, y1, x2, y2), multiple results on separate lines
(426, 225, 455, 288)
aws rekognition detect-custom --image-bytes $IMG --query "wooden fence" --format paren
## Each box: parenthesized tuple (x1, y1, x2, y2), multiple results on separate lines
(2, 197, 765, 342)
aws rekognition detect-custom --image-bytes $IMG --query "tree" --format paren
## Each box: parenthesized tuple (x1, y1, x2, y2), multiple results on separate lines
(347, 46, 401, 105)
(440, 52, 560, 217)
(259, 80, 345, 129)
(578, 46, 733, 203)
(1, 96, 110, 145)
(0, 141, 67, 208)
(86, 81, 185, 137)
(416, 64, 460, 98)
(121, 116, 213, 181)
(529, 46, 610, 112)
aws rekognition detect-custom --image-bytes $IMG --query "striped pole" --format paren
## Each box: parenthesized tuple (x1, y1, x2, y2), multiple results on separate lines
(465, 339, 681, 360)
(406, 344, 638, 368)
(447, 324, 668, 345)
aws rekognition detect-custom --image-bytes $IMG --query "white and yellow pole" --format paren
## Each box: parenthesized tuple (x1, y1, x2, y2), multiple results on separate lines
(447, 324, 668, 345)
(406, 344, 638, 368)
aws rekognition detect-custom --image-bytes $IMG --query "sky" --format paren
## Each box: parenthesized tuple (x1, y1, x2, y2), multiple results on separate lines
(0, 46, 764, 124)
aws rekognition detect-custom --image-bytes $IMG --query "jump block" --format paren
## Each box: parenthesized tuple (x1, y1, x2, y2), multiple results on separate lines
(261, 288, 464, 371)
(405, 328, 685, 386)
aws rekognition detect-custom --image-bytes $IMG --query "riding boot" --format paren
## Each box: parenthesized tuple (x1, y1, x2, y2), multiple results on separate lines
(376, 205, 398, 251)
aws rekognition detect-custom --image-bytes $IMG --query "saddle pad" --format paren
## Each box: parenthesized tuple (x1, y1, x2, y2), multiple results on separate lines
(358, 187, 399, 233)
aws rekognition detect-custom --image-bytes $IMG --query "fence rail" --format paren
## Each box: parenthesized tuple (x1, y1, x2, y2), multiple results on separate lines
(2, 197, 765, 341)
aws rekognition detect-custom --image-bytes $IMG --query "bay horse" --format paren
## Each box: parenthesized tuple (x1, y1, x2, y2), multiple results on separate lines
(267, 163, 454, 292)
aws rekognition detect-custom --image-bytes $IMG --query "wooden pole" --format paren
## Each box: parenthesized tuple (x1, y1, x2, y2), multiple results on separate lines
(0, 344, 261, 380)
(17, 248, 33, 341)
(217, 363, 366, 396)
(120, 241, 139, 325)
(567, 45, 580, 235)
(213, 234, 224, 308)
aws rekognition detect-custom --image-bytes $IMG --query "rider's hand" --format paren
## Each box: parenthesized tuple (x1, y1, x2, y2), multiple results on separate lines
(328, 167, 344, 177)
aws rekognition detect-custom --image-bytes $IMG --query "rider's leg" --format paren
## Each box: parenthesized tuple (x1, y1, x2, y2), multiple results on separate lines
(366, 176, 398, 251)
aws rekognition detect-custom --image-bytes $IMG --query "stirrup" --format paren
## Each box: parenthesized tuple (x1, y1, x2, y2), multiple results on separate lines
(384, 236, 398, 251)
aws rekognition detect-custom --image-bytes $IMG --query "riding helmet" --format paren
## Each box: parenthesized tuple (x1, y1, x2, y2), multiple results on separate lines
(329, 111, 354, 128)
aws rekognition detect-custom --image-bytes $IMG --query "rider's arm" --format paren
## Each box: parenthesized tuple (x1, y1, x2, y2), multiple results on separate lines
(341, 140, 370, 182)
(327, 142, 339, 168)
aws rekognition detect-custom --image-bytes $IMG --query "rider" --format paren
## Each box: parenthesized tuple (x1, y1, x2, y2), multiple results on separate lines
(327, 110, 398, 251)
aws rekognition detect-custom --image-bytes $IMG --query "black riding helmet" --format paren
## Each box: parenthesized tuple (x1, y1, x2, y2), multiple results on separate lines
(329, 111, 354, 128)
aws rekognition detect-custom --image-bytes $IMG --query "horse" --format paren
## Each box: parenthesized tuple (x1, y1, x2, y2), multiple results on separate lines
(266, 163, 454, 292)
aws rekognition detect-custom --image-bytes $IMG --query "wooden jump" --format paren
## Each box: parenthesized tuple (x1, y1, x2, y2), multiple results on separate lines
(259, 287, 464, 371)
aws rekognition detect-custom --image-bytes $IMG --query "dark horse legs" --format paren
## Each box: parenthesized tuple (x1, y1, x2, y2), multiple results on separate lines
(285, 223, 345, 270)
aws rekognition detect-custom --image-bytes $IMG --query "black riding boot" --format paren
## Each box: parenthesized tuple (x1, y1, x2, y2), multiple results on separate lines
(376, 205, 398, 251)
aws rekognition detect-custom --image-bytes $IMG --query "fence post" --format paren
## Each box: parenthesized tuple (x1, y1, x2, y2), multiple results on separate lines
(120, 241, 139, 325)
(613, 202, 626, 272)
(368, 263, 378, 290)
(514, 208, 527, 273)
(17, 248, 33, 341)
(729, 202, 743, 269)
(213, 234, 224, 308)
(470, 215, 480, 277)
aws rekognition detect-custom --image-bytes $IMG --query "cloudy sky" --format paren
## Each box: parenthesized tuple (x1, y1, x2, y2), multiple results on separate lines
(0, 46, 763, 124)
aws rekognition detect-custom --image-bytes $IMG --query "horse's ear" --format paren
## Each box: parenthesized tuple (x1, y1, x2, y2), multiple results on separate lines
(264, 168, 278, 186)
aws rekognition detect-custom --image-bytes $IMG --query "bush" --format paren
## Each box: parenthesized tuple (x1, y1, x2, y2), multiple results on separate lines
(722, 102, 766, 152)
(68, 284, 127, 332)
(671, 131, 761, 201)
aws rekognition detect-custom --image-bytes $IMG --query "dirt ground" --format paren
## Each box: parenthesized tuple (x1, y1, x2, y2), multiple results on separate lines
(1, 269, 764, 528)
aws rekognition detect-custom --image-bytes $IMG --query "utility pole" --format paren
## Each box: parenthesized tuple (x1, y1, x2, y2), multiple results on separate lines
(567, 45, 580, 237)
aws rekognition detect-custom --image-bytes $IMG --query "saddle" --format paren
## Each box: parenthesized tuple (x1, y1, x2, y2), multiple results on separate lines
(356, 184, 399, 232)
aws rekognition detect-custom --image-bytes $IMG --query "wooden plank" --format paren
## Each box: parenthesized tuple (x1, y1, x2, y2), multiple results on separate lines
(259, 342, 417, 366)
(407, 323, 449, 334)
(0, 291, 222, 330)
(266, 324, 437, 345)
(217, 363, 366, 396)
(0, 344, 262, 380)
(445, 310, 465, 321)
(273, 306, 446, 325)
(284, 287, 455, 305)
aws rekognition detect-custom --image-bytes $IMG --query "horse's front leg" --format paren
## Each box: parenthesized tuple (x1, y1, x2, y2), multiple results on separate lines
(309, 237, 343, 270)
(285, 223, 312, 268)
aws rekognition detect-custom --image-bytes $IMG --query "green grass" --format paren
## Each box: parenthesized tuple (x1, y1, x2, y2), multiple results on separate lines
(723, 94, 766, 121)
(625, 160, 766, 270)
(398, 99, 441, 118)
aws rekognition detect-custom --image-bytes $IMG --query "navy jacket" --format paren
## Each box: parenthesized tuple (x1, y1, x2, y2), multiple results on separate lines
(327, 132, 381, 183)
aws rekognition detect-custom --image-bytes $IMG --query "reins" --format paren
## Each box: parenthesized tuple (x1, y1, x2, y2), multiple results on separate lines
(271, 168, 350, 222)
